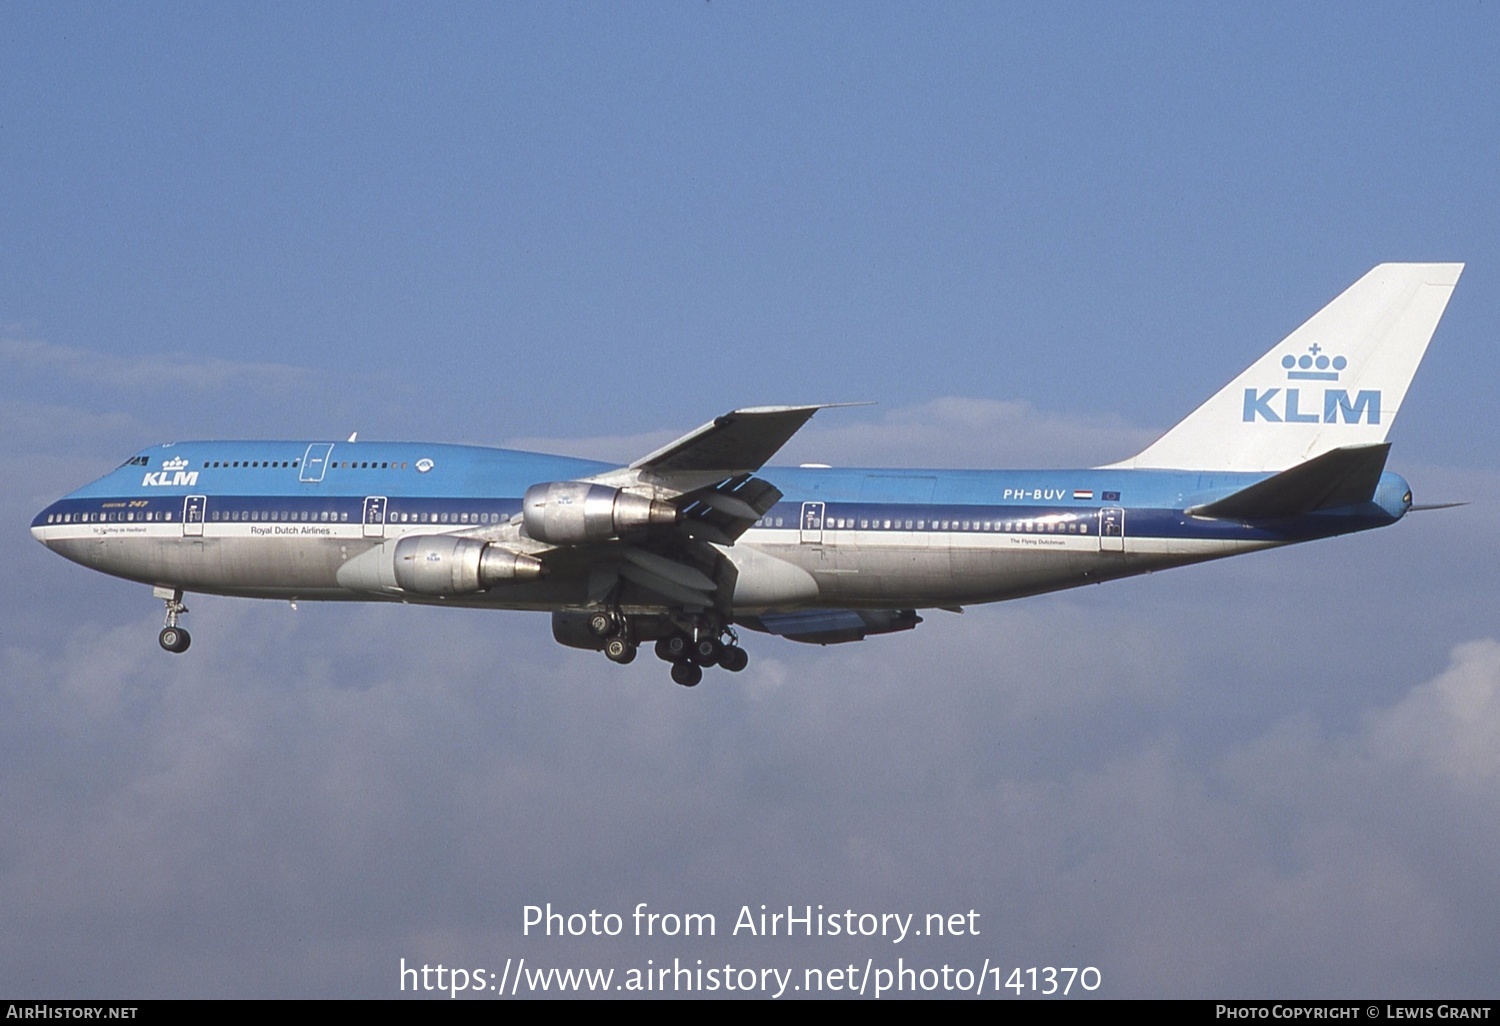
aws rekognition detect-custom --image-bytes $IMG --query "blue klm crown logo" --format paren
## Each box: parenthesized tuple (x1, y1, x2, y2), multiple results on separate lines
(1282, 343, 1347, 381)
(1243, 342, 1379, 424)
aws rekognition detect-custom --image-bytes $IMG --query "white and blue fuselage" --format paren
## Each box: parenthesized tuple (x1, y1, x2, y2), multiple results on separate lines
(27, 264, 1462, 682)
(30, 440, 1410, 607)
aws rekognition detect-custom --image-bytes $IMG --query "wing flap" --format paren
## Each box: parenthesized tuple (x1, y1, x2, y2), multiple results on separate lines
(676, 475, 783, 544)
(617, 563, 714, 609)
(620, 548, 717, 593)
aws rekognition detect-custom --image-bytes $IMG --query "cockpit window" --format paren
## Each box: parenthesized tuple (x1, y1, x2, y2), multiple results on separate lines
(117, 455, 150, 468)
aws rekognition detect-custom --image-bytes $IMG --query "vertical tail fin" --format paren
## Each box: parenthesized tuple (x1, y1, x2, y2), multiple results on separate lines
(1107, 263, 1463, 472)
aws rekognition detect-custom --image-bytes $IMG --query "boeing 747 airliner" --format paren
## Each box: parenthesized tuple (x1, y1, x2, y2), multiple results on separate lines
(32, 264, 1463, 685)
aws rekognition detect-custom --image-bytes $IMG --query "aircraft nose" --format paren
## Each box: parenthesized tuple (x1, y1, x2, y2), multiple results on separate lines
(31, 505, 59, 547)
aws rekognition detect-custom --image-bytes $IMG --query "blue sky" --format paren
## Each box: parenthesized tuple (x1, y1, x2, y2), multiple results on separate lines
(3, 3, 1498, 998)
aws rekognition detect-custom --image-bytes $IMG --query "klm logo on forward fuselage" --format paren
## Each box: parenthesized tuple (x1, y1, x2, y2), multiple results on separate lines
(142, 456, 199, 488)
(1242, 343, 1381, 424)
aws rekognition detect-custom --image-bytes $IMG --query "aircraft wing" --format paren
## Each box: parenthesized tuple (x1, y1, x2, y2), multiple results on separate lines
(631, 404, 837, 475)
(633, 404, 871, 545)
(509, 405, 851, 611)
(576, 403, 853, 545)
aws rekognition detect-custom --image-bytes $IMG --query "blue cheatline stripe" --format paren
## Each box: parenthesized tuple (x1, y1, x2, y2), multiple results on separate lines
(36, 492, 1394, 544)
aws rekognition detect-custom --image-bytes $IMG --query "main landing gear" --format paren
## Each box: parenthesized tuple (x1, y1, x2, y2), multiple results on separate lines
(155, 586, 191, 653)
(588, 608, 749, 686)
(587, 611, 639, 666)
(651, 623, 748, 688)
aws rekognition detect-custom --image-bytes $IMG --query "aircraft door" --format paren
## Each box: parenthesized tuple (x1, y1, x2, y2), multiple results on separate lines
(300, 443, 334, 483)
(799, 501, 825, 544)
(1099, 507, 1125, 553)
(362, 496, 388, 539)
(182, 495, 206, 537)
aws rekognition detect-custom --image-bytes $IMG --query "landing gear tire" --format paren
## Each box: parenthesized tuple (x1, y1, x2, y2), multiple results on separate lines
(604, 637, 636, 664)
(656, 635, 689, 662)
(588, 612, 617, 638)
(670, 661, 702, 687)
(719, 645, 749, 673)
(158, 626, 191, 653)
(692, 637, 721, 667)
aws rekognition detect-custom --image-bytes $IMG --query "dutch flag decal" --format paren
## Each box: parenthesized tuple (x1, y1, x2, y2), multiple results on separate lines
(1073, 489, 1094, 500)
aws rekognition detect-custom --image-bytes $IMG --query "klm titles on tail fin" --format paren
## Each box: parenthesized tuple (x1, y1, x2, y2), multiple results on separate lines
(1242, 386, 1381, 427)
(1108, 263, 1463, 472)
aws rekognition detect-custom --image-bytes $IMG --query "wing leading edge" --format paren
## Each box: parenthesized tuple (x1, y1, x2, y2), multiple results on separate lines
(631, 404, 857, 476)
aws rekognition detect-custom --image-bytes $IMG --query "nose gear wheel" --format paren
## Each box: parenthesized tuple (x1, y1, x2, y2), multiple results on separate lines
(157, 589, 191, 654)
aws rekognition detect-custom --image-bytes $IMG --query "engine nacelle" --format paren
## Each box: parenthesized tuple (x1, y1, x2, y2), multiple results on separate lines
(522, 481, 678, 544)
(393, 535, 543, 595)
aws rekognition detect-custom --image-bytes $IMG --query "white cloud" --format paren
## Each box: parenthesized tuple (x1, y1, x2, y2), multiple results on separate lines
(0, 337, 310, 395)
(7, 575, 1500, 996)
(1365, 639, 1500, 786)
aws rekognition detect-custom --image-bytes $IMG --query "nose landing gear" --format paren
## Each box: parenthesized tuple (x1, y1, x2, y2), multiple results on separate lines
(155, 586, 191, 653)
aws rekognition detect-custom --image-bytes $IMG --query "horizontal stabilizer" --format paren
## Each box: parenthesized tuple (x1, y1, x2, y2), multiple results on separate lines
(1187, 443, 1390, 519)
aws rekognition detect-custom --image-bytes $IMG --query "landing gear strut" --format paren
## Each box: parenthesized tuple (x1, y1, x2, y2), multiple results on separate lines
(590, 603, 638, 665)
(155, 586, 191, 654)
